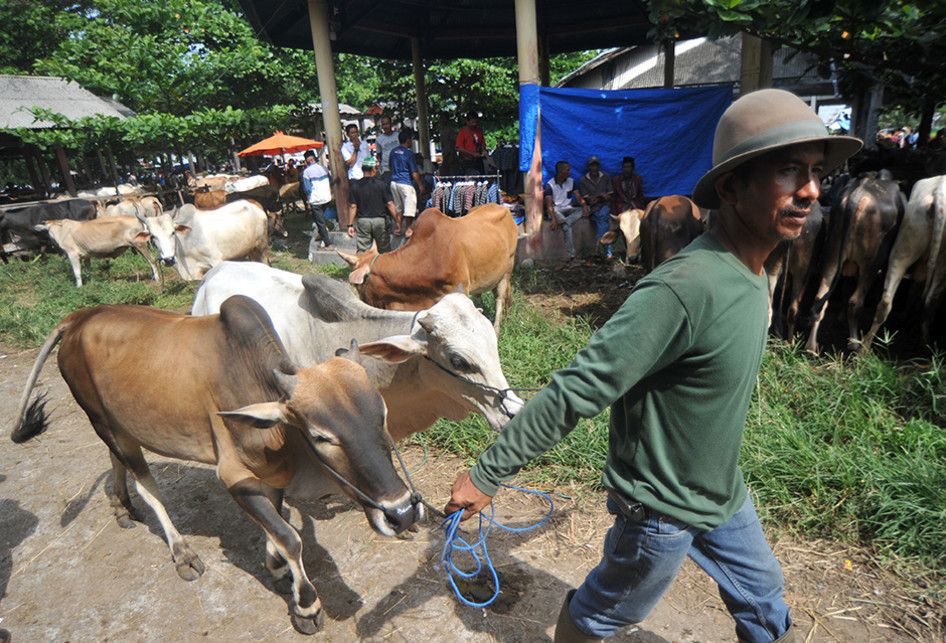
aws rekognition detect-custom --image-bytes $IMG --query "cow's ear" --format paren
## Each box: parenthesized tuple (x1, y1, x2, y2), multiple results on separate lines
(349, 265, 369, 285)
(218, 402, 288, 428)
(600, 231, 617, 244)
(358, 335, 427, 363)
(174, 224, 191, 234)
(134, 231, 151, 242)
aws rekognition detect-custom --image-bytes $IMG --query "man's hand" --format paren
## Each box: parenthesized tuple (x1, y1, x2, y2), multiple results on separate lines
(582, 204, 591, 218)
(549, 215, 559, 230)
(444, 471, 493, 521)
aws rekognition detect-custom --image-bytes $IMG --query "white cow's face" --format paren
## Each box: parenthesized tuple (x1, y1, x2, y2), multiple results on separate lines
(143, 213, 189, 265)
(358, 293, 523, 431)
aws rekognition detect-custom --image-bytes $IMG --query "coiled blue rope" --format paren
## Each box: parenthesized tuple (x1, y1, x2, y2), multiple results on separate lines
(440, 483, 554, 608)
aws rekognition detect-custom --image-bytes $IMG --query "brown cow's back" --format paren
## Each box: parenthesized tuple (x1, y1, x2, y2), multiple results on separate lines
(640, 196, 704, 271)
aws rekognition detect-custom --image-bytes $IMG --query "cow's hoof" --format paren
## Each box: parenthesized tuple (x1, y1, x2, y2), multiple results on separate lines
(291, 609, 324, 635)
(175, 554, 206, 581)
(116, 514, 137, 529)
(273, 576, 293, 595)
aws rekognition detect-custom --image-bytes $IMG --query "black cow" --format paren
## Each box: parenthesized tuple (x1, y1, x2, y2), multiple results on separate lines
(0, 199, 98, 260)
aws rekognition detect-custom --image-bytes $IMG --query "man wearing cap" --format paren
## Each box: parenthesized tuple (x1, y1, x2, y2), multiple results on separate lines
(445, 89, 861, 642)
(577, 156, 614, 259)
(347, 156, 400, 252)
(301, 149, 333, 259)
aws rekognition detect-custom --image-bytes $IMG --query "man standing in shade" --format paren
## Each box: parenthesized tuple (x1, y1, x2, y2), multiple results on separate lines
(456, 112, 487, 175)
(347, 156, 399, 252)
(445, 89, 862, 642)
(301, 149, 333, 259)
(376, 114, 400, 180)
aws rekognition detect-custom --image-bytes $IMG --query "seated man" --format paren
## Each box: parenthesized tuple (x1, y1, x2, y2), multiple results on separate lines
(613, 155, 645, 212)
(577, 156, 613, 259)
(545, 160, 587, 261)
(347, 157, 400, 252)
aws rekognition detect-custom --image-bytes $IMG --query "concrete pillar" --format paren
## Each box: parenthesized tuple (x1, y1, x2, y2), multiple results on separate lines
(308, 0, 349, 226)
(411, 37, 431, 161)
(663, 40, 675, 88)
(54, 146, 77, 196)
(739, 33, 773, 95)
(515, 0, 544, 248)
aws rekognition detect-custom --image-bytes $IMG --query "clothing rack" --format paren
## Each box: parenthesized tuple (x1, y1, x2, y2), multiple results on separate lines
(430, 172, 502, 217)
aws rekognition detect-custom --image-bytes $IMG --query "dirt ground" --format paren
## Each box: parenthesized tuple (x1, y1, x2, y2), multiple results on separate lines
(1, 337, 942, 642)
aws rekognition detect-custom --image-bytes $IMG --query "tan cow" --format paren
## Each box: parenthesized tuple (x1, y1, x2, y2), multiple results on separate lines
(11, 295, 423, 634)
(193, 189, 227, 209)
(337, 204, 518, 332)
(862, 174, 946, 350)
(35, 215, 160, 287)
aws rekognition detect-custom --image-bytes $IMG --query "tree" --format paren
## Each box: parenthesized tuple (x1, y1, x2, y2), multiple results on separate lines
(647, 1, 946, 134)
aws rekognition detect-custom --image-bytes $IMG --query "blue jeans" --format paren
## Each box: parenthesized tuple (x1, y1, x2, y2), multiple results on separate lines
(589, 203, 612, 256)
(570, 495, 791, 642)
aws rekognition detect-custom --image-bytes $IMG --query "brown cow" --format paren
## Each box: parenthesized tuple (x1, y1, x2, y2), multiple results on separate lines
(337, 204, 518, 332)
(806, 171, 904, 353)
(600, 196, 704, 271)
(193, 189, 227, 209)
(11, 295, 422, 634)
(764, 201, 826, 338)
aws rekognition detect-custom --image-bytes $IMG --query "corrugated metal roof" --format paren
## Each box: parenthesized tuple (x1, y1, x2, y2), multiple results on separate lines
(0, 75, 133, 129)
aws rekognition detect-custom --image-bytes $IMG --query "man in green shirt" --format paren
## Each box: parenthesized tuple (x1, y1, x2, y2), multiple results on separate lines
(445, 89, 861, 642)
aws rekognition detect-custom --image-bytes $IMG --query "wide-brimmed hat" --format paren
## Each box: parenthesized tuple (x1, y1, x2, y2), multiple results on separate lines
(692, 89, 862, 208)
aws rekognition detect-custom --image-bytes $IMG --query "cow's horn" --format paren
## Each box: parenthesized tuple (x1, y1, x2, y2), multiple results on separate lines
(416, 311, 435, 334)
(344, 339, 360, 361)
(453, 283, 467, 295)
(610, 213, 621, 221)
(336, 249, 358, 266)
(273, 369, 298, 397)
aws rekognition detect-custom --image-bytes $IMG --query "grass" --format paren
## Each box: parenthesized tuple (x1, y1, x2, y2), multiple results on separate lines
(2, 253, 944, 584)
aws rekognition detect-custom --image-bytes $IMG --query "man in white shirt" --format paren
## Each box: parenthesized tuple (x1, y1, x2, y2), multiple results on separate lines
(544, 160, 587, 261)
(375, 115, 400, 179)
(341, 123, 369, 180)
(301, 150, 334, 260)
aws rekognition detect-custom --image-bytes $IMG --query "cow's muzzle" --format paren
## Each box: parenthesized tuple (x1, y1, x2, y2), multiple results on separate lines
(161, 257, 176, 266)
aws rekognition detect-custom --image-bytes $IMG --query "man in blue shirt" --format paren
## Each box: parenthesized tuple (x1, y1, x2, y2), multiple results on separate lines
(389, 129, 424, 235)
(300, 150, 333, 259)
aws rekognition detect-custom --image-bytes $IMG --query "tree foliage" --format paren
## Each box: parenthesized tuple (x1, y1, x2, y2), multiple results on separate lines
(647, 0, 946, 111)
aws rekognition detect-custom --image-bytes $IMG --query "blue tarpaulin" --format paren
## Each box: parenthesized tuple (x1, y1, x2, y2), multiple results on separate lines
(519, 84, 733, 197)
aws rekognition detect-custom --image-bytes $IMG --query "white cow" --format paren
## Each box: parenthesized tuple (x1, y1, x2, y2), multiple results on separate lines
(142, 201, 269, 281)
(225, 175, 269, 193)
(35, 216, 159, 287)
(862, 175, 946, 349)
(192, 262, 524, 440)
(77, 183, 141, 199)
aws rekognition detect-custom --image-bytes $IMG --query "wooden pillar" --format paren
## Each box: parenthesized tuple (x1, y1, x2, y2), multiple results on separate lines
(106, 146, 121, 192)
(411, 37, 431, 161)
(54, 146, 77, 196)
(308, 0, 349, 226)
(739, 33, 773, 95)
(663, 40, 675, 88)
(24, 148, 42, 197)
(516, 0, 544, 249)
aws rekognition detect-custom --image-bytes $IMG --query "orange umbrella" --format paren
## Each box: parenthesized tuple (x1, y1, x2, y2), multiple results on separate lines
(237, 131, 324, 157)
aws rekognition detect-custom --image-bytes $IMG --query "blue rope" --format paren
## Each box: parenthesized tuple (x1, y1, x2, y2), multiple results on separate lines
(440, 483, 554, 608)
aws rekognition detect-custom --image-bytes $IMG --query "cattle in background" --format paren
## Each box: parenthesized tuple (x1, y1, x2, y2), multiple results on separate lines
(77, 183, 141, 199)
(188, 173, 238, 191)
(600, 196, 704, 271)
(192, 189, 227, 210)
(764, 201, 826, 338)
(862, 175, 946, 350)
(806, 171, 904, 353)
(226, 184, 285, 239)
(35, 216, 160, 287)
(192, 262, 524, 439)
(225, 174, 269, 193)
(337, 204, 518, 332)
(11, 296, 422, 634)
(141, 201, 269, 281)
(0, 198, 97, 259)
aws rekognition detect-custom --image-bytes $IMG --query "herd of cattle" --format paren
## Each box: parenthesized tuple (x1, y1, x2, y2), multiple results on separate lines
(4, 164, 945, 632)
(603, 172, 946, 353)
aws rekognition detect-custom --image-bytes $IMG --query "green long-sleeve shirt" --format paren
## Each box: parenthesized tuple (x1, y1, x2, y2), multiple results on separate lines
(470, 233, 769, 531)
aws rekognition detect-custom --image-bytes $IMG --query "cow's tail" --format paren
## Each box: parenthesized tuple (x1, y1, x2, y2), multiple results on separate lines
(10, 321, 68, 443)
(922, 176, 946, 305)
